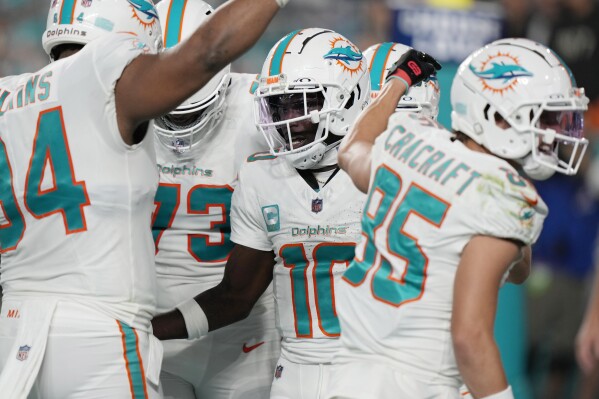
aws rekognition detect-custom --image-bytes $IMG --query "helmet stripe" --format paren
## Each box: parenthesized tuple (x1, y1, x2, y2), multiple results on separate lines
(269, 30, 301, 76)
(369, 42, 395, 91)
(164, 0, 188, 48)
(547, 48, 577, 86)
(59, 0, 77, 25)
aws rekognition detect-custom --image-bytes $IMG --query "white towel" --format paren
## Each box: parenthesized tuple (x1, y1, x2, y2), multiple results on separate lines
(145, 333, 164, 388)
(0, 299, 58, 399)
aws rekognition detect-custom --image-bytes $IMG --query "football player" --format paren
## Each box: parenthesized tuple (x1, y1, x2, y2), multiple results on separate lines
(326, 39, 588, 399)
(152, 34, 443, 398)
(152, 28, 369, 398)
(0, 0, 287, 397)
(151, 1, 279, 398)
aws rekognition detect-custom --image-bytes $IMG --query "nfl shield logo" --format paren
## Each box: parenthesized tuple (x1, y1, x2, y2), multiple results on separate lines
(274, 364, 284, 379)
(311, 198, 323, 213)
(81, 0, 92, 7)
(16, 345, 31, 361)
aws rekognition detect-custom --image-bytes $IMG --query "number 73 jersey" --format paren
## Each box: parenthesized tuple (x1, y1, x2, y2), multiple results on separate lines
(151, 73, 268, 312)
(230, 156, 366, 364)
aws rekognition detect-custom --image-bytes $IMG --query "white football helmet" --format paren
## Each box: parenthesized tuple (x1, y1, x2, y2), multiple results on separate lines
(451, 38, 589, 180)
(364, 42, 440, 120)
(43, 0, 162, 60)
(254, 28, 370, 169)
(153, 0, 231, 154)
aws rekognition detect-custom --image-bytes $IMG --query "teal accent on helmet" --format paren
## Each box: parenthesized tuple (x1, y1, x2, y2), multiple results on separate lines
(269, 30, 301, 76)
(164, 0, 186, 48)
(469, 62, 533, 83)
(323, 46, 363, 66)
(369, 42, 394, 91)
(59, 0, 76, 24)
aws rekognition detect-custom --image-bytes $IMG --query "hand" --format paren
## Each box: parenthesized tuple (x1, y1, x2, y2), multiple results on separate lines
(576, 315, 599, 374)
(386, 49, 441, 88)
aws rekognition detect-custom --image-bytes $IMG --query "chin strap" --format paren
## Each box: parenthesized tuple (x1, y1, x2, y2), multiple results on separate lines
(519, 152, 558, 181)
(314, 142, 341, 168)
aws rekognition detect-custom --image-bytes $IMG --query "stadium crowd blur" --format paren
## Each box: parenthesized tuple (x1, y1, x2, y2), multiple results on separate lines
(1, 0, 598, 398)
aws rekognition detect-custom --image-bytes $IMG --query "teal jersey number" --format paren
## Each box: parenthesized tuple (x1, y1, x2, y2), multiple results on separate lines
(344, 165, 401, 286)
(0, 107, 88, 252)
(280, 242, 355, 338)
(344, 165, 450, 307)
(152, 183, 181, 250)
(188, 185, 234, 263)
(0, 138, 26, 252)
(152, 183, 234, 263)
(24, 107, 89, 233)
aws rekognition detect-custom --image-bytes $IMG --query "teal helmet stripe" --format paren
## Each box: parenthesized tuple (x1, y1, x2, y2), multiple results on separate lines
(269, 30, 301, 76)
(548, 48, 577, 86)
(165, 0, 187, 48)
(370, 42, 395, 91)
(59, 0, 77, 24)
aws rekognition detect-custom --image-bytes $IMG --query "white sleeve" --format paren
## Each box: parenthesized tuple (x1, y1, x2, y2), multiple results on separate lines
(230, 167, 272, 251)
(460, 170, 548, 245)
(77, 33, 155, 150)
(90, 33, 154, 96)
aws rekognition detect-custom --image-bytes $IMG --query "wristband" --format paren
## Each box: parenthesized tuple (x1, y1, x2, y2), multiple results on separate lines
(480, 386, 514, 399)
(275, 0, 290, 7)
(177, 298, 209, 340)
(386, 76, 410, 92)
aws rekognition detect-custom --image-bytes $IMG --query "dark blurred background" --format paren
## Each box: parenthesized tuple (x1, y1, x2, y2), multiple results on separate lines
(2, 0, 598, 397)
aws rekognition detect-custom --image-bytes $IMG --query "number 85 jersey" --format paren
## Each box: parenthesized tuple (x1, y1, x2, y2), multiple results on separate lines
(230, 156, 366, 364)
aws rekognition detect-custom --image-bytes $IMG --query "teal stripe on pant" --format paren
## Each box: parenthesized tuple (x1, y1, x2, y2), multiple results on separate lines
(117, 321, 148, 399)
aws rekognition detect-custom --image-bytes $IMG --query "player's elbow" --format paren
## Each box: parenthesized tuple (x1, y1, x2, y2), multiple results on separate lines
(337, 145, 352, 174)
(338, 146, 370, 193)
(201, 48, 228, 76)
(452, 322, 490, 365)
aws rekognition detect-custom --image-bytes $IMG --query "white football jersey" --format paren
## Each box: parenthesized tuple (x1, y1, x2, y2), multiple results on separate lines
(0, 34, 158, 332)
(231, 156, 366, 364)
(153, 73, 269, 312)
(337, 112, 548, 386)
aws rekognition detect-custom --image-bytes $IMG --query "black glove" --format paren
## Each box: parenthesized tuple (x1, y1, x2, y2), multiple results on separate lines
(386, 49, 442, 88)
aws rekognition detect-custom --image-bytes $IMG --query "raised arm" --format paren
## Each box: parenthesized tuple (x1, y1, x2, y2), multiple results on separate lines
(338, 49, 441, 193)
(116, 0, 285, 139)
(152, 244, 275, 340)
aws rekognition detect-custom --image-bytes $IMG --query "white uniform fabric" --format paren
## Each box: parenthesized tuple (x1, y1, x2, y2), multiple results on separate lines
(230, 155, 366, 398)
(0, 33, 160, 398)
(326, 113, 548, 397)
(153, 73, 280, 399)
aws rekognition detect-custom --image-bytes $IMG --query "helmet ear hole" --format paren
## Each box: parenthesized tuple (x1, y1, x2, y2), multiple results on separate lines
(483, 103, 491, 121)
(344, 91, 355, 110)
(494, 113, 510, 130)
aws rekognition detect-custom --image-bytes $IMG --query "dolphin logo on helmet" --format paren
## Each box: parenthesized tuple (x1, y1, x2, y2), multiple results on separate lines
(324, 46, 363, 65)
(469, 62, 533, 83)
(127, 0, 159, 21)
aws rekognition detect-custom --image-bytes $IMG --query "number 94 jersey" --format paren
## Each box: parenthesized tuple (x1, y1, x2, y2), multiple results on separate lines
(230, 156, 366, 364)
(0, 34, 158, 331)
